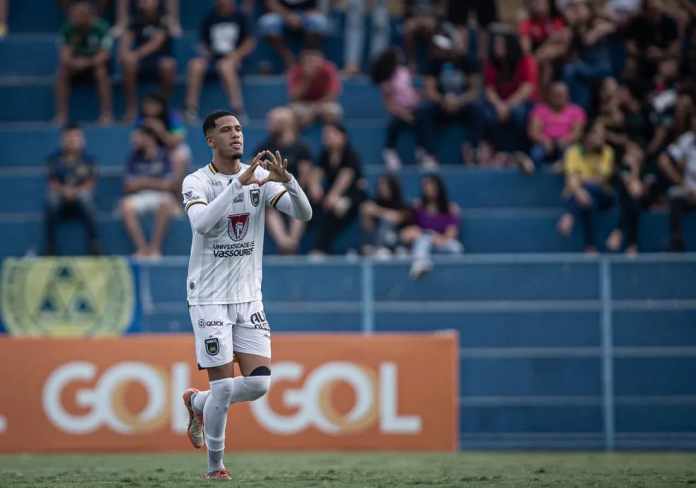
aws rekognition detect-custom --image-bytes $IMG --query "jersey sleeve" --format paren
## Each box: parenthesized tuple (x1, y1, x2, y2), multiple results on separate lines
(264, 180, 288, 209)
(182, 174, 209, 211)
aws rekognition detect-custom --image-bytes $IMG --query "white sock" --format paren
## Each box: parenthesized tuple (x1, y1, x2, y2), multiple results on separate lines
(191, 390, 209, 414)
(203, 375, 271, 472)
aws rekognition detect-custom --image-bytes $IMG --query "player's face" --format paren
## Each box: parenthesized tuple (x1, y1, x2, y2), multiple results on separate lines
(208, 115, 244, 159)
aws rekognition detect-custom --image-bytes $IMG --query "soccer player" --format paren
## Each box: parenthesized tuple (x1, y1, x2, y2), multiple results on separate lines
(180, 111, 312, 480)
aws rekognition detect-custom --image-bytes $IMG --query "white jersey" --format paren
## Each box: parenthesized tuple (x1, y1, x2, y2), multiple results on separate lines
(181, 162, 288, 305)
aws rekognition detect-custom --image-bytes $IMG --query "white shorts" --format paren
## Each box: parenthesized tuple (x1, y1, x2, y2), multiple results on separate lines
(123, 190, 175, 215)
(189, 301, 271, 368)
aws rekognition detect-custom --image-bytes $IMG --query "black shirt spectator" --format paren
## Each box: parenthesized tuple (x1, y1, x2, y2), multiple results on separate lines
(200, 7, 250, 60)
(129, 11, 172, 57)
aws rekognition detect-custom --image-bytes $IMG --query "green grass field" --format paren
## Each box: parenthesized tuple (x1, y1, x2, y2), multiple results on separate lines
(0, 452, 695, 487)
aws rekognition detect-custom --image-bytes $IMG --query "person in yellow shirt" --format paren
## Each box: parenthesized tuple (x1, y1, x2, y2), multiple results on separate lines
(557, 120, 615, 252)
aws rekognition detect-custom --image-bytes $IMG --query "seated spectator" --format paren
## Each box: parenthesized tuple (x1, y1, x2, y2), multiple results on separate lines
(624, 0, 679, 81)
(527, 81, 586, 171)
(0, 0, 7, 38)
(557, 120, 615, 253)
(185, 0, 255, 122)
(44, 123, 101, 256)
(667, 113, 696, 251)
(402, 0, 444, 71)
(342, 0, 390, 76)
(120, 0, 176, 121)
(288, 47, 343, 128)
(424, 28, 483, 164)
(136, 93, 191, 190)
(360, 174, 410, 257)
(255, 107, 319, 254)
(518, 0, 567, 88)
(119, 126, 179, 258)
(560, 0, 615, 110)
(370, 47, 438, 172)
(55, 1, 113, 125)
(114, 0, 181, 37)
(447, 0, 499, 61)
(480, 29, 538, 165)
(311, 123, 366, 255)
(258, 0, 330, 69)
(401, 173, 463, 279)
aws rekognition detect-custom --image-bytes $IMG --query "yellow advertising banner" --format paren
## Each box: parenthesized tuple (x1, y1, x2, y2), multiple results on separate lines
(0, 333, 458, 452)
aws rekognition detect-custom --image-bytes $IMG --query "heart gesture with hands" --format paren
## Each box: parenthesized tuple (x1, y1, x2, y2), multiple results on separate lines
(238, 150, 291, 186)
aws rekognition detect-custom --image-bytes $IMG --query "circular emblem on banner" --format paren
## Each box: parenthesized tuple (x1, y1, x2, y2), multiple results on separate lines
(1, 257, 135, 336)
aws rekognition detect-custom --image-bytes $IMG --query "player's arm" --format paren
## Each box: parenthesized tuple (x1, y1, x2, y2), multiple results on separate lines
(185, 154, 264, 234)
(262, 150, 313, 222)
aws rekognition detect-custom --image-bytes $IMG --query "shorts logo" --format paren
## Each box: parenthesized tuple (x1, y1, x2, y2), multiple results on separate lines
(250, 310, 270, 331)
(198, 319, 224, 328)
(227, 213, 250, 241)
(250, 189, 260, 207)
(205, 338, 220, 356)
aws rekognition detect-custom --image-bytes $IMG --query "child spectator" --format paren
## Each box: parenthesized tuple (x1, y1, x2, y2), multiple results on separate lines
(288, 48, 343, 128)
(371, 47, 438, 172)
(667, 113, 696, 251)
(528, 81, 586, 171)
(118, 126, 179, 258)
(424, 28, 483, 164)
(255, 107, 319, 254)
(55, 1, 113, 125)
(185, 0, 255, 122)
(43, 123, 101, 256)
(120, 0, 176, 121)
(480, 29, 538, 164)
(401, 173, 463, 279)
(360, 174, 410, 257)
(258, 0, 330, 69)
(557, 120, 615, 253)
(311, 123, 367, 254)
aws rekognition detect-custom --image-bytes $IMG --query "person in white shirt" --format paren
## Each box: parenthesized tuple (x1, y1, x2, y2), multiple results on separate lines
(179, 111, 312, 480)
(665, 115, 696, 251)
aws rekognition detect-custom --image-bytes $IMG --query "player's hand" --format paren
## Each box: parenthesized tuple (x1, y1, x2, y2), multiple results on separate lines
(259, 150, 291, 185)
(238, 152, 265, 186)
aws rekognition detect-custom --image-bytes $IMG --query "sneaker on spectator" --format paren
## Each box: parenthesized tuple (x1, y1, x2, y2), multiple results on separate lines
(416, 147, 439, 171)
(513, 151, 535, 175)
(409, 259, 432, 280)
(383, 149, 402, 173)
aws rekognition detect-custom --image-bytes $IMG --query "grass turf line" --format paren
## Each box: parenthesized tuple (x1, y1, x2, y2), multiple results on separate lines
(0, 452, 695, 487)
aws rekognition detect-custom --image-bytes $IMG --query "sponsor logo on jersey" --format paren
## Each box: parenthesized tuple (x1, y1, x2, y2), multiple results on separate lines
(0, 257, 135, 337)
(205, 337, 220, 356)
(198, 319, 224, 328)
(250, 310, 270, 331)
(227, 213, 250, 241)
(250, 188, 260, 207)
(212, 242, 255, 257)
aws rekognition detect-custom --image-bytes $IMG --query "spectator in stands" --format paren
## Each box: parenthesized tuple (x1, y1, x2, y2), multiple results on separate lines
(288, 47, 343, 128)
(113, 0, 181, 37)
(370, 47, 438, 172)
(559, 0, 615, 110)
(447, 0, 499, 61)
(342, 0, 390, 76)
(55, 1, 113, 125)
(0, 0, 7, 38)
(44, 123, 101, 256)
(120, 0, 176, 121)
(119, 126, 179, 258)
(557, 120, 615, 253)
(136, 93, 191, 191)
(401, 173, 463, 279)
(258, 0, 330, 69)
(480, 29, 538, 165)
(402, 0, 444, 71)
(360, 174, 410, 257)
(311, 123, 367, 255)
(255, 107, 320, 254)
(424, 27, 483, 165)
(527, 81, 586, 172)
(667, 113, 696, 251)
(518, 0, 567, 88)
(624, 0, 679, 82)
(185, 0, 255, 122)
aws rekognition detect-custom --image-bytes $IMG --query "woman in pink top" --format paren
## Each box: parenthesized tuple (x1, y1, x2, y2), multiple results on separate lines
(528, 81, 587, 169)
(370, 48, 438, 172)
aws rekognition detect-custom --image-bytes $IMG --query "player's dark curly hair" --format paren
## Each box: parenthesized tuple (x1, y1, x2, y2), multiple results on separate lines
(202, 110, 237, 136)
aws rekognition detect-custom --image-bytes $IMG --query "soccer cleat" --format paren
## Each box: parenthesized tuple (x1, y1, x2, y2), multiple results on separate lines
(204, 469, 232, 480)
(182, 388, 205, 449)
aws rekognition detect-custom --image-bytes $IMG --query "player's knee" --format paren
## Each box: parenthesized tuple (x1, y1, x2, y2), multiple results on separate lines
(245, 366, 271, 400)
(211, 377, 237, 406)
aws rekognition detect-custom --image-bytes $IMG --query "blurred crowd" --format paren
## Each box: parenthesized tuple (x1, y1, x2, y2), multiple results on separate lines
(25, 0, 696, 274)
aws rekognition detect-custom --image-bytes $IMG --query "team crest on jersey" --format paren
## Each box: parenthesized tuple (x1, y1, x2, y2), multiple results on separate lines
(250, 188, 260, 207)
(227, 213, 250, 241)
